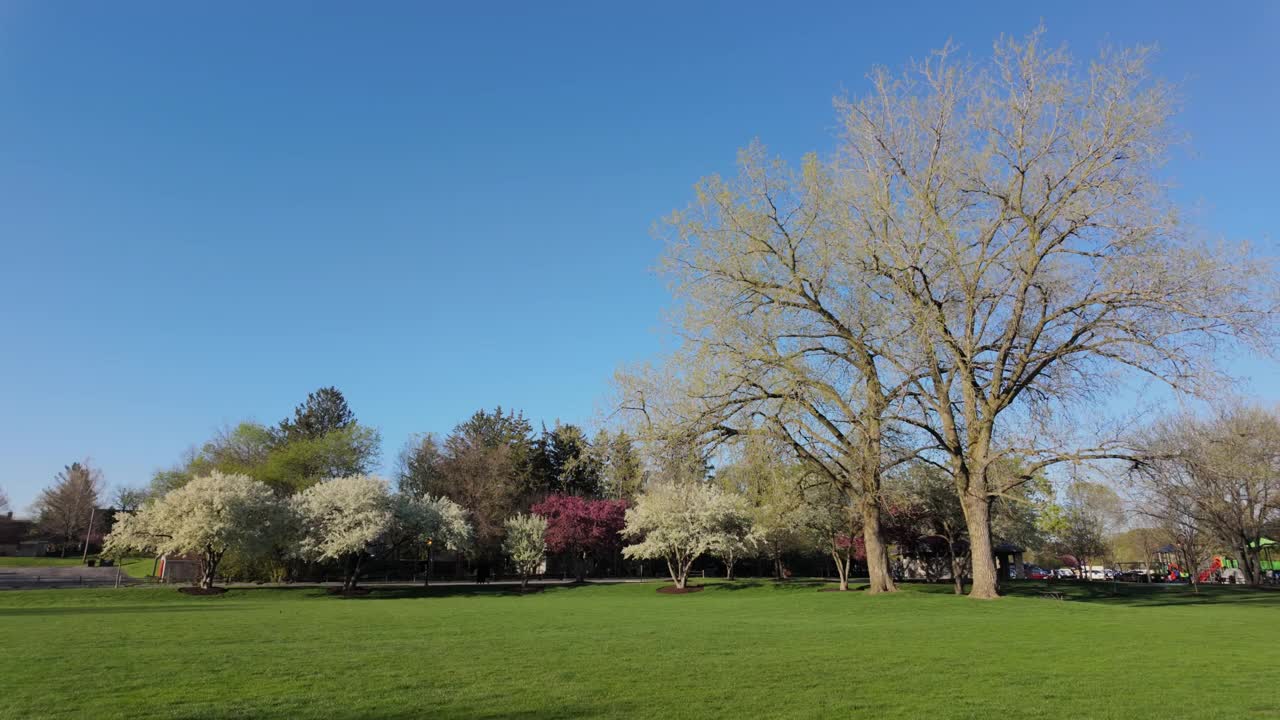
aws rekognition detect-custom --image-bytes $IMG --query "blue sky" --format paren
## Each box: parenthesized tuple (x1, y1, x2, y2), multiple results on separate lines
(1, 1, 1276, 510)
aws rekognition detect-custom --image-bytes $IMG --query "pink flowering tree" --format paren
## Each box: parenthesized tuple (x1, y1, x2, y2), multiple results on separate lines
(531, 494, 627, 581)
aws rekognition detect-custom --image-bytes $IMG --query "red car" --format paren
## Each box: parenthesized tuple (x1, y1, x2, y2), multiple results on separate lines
(1025, 567, 1052, 580)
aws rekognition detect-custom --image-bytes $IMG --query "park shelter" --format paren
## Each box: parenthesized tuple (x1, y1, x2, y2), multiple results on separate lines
(993, 542, 1026, 579)
(156, 554, 199, 583)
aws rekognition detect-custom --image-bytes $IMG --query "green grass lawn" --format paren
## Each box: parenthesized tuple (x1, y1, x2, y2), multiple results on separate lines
(0, 555, 96, 567)
(1, 580, 1276, 719)
(0, 555, 154, 576)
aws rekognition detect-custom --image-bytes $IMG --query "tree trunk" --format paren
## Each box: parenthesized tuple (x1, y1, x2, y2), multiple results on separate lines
(1240, 543, 1262, 586)
(831, 550, 850, 591)
(200, 549, 220, 590)
(948, 541, 963, 595)
(724, 557, 735, 580)
(344, 553, 364, 591)
(862, 501, 897, 594)
(666, 556, 685, 589)
(576, 552, 587, 583)
(962, 495, 999, 599)
(521, 573, 529, 591)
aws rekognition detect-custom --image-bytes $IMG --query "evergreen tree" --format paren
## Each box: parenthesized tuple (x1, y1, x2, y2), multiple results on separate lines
(278, 386, 356, 441)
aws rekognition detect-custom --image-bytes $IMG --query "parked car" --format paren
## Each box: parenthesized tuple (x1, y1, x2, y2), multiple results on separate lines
(1026, 567, 1052, 580)
(1055, 568, 1076, 579)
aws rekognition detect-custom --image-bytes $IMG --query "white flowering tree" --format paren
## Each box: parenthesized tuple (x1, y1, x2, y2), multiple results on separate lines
(293, 475, 395, 591)
(102, 472, 286, 590)
(502, 513, 547, 590)
(294, 476, 471, 591)
(706, 493, 752, 580)
(393, 493, 473, 585)
(622, 482, 745, 589)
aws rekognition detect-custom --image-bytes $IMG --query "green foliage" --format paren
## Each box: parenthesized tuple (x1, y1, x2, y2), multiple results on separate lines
(277, 386, 356, 442)
(399, 407, 537, 557)
(1040, 480, 1124, 567)
(148, 389, 381, 496)
(396, 432, 447, 498)
(533, 423, 602, 497)
(258, 425, 382, 493)
(502, 512, 547, 585)
(594, 429, 645, 501)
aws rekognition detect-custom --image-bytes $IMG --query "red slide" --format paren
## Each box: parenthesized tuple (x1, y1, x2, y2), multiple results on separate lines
(1197, 557, 1222, 583)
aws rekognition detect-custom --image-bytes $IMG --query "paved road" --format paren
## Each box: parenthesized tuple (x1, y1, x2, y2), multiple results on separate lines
(0, 565, 137, 590)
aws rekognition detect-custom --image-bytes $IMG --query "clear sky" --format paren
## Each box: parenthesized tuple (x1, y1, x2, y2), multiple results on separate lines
(1, 1, 1276, 511)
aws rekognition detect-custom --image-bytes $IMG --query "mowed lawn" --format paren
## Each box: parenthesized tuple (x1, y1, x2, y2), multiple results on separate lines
(2, 581, 1277, 720)
(0, 556, 154, 575)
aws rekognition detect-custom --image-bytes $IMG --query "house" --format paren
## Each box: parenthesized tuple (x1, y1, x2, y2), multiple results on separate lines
(0, 513, 53, 557)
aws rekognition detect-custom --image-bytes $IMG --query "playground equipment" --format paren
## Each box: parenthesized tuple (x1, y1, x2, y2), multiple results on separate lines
(1197, 557, 1223, 583)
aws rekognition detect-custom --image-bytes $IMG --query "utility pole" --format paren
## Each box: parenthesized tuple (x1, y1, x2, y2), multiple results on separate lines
(81, 506, 97, 564)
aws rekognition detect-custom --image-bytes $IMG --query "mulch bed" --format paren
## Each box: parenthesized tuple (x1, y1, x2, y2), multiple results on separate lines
(178, 586, 228, 596)
(657, 585, 704, 594)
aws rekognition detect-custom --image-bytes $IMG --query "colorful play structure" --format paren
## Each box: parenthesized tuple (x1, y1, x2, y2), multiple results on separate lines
(1154, 539, 1280, 584)
(1196, 557, 1222, 583)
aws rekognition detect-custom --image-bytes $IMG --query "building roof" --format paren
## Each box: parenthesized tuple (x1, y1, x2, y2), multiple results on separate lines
(0, 517, 42, 545)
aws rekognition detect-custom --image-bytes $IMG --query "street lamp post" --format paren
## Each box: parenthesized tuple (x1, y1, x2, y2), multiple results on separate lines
(424, 538, 434, 587)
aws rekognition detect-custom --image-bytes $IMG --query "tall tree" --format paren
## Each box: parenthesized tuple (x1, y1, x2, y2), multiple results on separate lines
(1042, 480, 1124, 576)
(832, 29, 1275, 597)
(34, 461, 104, 556)
(594, 429, 646, 501)
(649, 141, 918, 594)
(715, 436, 812, 581)
(112, 486, 149, 514)
(1135, 405, 1280, 585)
(396, 432, 448, 498)
(400, 408, 537, 559)
(278, 386, 356, 441)
(542, 424, 603, 497)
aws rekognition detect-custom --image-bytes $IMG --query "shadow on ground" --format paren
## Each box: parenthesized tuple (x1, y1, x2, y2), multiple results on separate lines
(906, 579, 1280, 607)
(700, 578, 868, 593)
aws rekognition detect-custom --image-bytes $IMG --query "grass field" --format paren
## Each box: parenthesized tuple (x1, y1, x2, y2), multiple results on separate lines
(0, 555, 154, 576)
(1, 580, 1277, 720)
(0, 556, 88, 567)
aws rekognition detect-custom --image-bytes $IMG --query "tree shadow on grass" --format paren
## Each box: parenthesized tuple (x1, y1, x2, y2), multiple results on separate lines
(262, 582, 602, 601)
(700, 578, 862, 593)
(902, 579, 1280, 607)
(0, 604, 245, 617)
(1005, 581, 1280, 608)
(189, 705, 603, 720)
